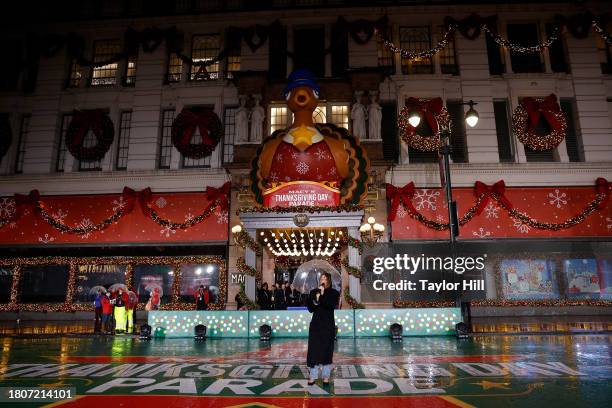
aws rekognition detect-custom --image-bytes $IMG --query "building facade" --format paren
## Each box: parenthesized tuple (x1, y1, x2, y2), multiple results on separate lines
(0, 0, 611, 312)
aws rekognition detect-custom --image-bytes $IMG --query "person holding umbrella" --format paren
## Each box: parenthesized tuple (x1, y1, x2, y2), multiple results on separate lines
(195, 285, 210, 310)
(126, 291, 137, 333)
(113, 288, 129, 334)
(306, 271, 340, 386)
(93, 289, 104, 332)
(101, 291, 113, 333)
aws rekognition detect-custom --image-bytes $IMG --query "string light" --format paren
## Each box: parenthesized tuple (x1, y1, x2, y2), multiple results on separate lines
(482, 24, 560, 53)
(375, 24, 458, 60)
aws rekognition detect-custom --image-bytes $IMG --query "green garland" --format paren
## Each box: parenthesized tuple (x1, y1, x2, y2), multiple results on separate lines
(236, 257, 262, 281)
(237, 283, 259, 310)
(344, 287, 365, 309)
(347, 236, 364, 254)
(341, 258, 362, 279)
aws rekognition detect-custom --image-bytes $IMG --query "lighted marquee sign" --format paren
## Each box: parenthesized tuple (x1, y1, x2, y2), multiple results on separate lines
(263, 181, 340, 207)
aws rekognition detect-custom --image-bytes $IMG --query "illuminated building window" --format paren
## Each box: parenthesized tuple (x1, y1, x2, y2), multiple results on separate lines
(90, 40, 121, 86)
(312, 105, 326, 124)
(190, 34, 221, 81)
(123, 54, 137, 86)
(166, 53, 182, 83)
(400, 26, 434, 74)
(67, 59, 82, 88)
(270, 105, 290, 134)
(329, 104, 349, 130)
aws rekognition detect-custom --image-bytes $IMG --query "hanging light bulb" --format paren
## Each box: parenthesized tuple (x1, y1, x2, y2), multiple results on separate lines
(408, 110, 421, 127)
(464, 100, 479, 128)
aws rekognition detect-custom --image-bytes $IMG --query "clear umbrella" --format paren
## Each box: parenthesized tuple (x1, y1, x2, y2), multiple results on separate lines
(292, 259, 342, 294)
(108, 283, 128, 293)
(89, 286, 107, 296)
(144, 283, 163, 297)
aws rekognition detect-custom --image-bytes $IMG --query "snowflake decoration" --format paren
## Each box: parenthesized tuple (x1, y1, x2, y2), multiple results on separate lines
(51, 209, 68, 223)
(548, 189, 568, 208)
(112, 196, 127, 212)
(512, 218, 530, 234)
(160, 225, 176, 238)
(435, 214, 445, 222)
(328, 167, 338, 177)
(414, 189, 440, 211)
(184, 212, 195, 222)
(0, 197, 16, 220)
(296, 162, 309, 175)
(396, 205, 408, 219)
(76, 218, 94, 239)
(217, 210, 229, 224)
(290, 151, 300, 160)
(155, 197, 168, 208)
(269, 171, 280, 182)
(607, 217, 612, 230)
(472, 227, 491, 239)
(38, 234, 56, 244)
(314, 149, 331, 160)
(484, 202, 499, 219)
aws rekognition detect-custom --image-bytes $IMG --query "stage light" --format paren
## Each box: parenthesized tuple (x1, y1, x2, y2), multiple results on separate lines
(455, 322, 470, 339)
(206, 265, 214, 273)
(140, 324, 152, 340)
(390, 323, 403, 341)
(259, 324, 272, 341)
(194, 324, 207, 341)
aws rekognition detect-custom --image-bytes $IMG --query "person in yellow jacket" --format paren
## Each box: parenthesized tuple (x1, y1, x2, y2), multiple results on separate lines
(126, 292, 137, 334)
(113, 288, 128, 334)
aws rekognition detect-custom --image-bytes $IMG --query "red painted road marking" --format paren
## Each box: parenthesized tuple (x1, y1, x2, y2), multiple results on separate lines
(45, 394, 475, 408)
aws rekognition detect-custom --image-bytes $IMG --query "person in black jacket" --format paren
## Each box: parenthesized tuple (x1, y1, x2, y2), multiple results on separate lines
(257, 282, 271, 310)
(306, 271, 339, 385)
(273, 283, 286, 310)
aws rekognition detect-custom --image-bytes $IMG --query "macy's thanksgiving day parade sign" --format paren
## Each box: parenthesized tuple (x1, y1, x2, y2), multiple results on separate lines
(250, 69, 369, 208)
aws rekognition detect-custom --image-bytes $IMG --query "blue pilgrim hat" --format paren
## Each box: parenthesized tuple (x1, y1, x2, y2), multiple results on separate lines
(284, 69, 321, 98)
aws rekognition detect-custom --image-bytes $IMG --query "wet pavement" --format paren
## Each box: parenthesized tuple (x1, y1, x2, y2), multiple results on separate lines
(0, 334, 610, 407)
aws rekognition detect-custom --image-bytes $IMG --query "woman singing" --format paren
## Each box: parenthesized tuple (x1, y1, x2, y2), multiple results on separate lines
(306, 271, 340, 385)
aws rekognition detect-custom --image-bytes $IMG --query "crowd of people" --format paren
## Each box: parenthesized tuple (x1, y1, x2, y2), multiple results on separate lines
(93, 288, 139, 334)
(256, 281, 304, 310)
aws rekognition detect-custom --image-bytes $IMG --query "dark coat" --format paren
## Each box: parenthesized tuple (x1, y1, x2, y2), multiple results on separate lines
(306, 287, 339, 367)
(273, 288, 286, 309)
(257, 289, 271, 310)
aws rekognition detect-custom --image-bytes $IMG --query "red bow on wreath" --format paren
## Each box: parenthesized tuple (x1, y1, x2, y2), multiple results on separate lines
(122, 187, 153, 215)
(206, 182, 231, 211)
(520, 94, 563, 133)
(13, 189, 40, 220)
(595, 177, 611, 210)
(474, 180, 513, 214)
(71, 110, 106, 146)
(386, 182, 416, 221)
(179, 110, 217, 148)
(404, 97, 444, 135)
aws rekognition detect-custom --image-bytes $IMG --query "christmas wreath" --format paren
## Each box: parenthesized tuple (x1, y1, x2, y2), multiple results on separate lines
(66, 110, 115, 161)
(0, 115, 11, 161)
(171, 107, 223, 159)
(512, 94, 567, 151)
(398, 97, 451, 151)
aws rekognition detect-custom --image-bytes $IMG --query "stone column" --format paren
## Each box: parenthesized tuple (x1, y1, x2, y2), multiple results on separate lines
(244, 228, 257, 300)
(347, 226, 361, 303)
